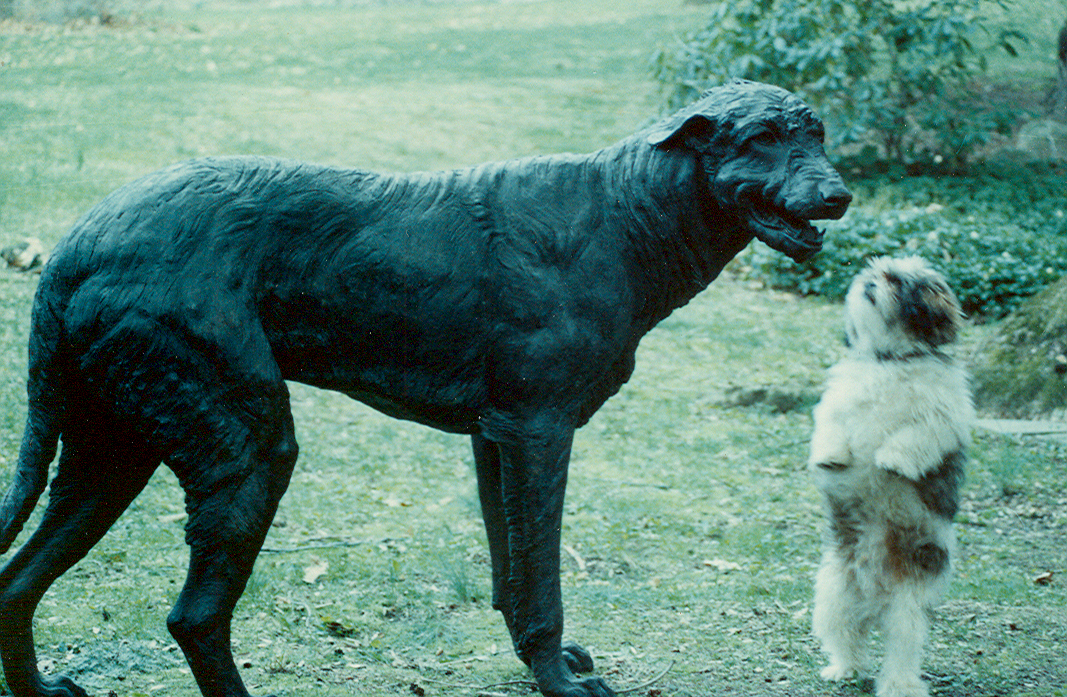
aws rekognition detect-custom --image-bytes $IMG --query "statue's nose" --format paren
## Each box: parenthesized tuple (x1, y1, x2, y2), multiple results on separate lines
(819, 180, 852, 219)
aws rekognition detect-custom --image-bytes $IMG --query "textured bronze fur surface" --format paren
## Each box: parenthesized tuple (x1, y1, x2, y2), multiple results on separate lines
(0, 81, 849, 697)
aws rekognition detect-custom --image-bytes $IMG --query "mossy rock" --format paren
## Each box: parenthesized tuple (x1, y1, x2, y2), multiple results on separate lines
(972, 276, 1067, 417)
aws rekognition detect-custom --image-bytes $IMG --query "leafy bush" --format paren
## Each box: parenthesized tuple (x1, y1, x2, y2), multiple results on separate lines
(651, 0, 1025, 166)
(971, 277, 1067, 417)
(741, 164, 1067, 319)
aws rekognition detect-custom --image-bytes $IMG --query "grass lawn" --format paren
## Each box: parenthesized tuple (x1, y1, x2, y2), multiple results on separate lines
(1, 1, 1065, 696)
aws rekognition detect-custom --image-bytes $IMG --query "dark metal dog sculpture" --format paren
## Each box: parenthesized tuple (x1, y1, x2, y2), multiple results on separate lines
(0, 80, 850, 697)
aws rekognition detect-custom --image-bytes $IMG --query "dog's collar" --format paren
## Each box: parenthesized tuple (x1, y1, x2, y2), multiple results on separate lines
(873, 349, 950, 363)
(844, 335, 951, 363)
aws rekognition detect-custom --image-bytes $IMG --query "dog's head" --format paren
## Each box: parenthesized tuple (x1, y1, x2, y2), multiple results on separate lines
(844, 256, 963, 359)
(646, 80, 851, 262)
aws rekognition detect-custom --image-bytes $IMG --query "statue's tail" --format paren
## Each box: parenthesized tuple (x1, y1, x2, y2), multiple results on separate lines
(0, 290, 67, 554)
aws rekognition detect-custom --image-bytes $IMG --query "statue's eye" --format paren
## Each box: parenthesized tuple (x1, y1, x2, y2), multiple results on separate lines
(749, 129, 779, 147)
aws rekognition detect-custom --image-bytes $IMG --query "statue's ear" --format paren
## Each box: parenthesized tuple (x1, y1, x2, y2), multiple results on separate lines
(646, 113, 717, 151)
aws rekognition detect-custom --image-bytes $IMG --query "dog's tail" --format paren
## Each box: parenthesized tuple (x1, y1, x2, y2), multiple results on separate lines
(0, 285, 68, 555)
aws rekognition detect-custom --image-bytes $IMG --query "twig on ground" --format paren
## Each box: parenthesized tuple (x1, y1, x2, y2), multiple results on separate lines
(581, 477, 672, 491)
(616, 660, 675, 694)
(260, 537, 405, 554)
(420, 659, 675, 695)
(478, 679, 539, 691)
(261, 541, 368, 554)
(419, 676, 537, 692)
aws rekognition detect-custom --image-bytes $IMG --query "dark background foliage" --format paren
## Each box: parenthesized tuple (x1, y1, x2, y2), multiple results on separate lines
(651, 0, 1028, 167)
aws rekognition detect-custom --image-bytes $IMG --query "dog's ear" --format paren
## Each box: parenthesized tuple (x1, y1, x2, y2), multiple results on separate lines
(900, 276, 962, 347)
(646, 113, 718, 152)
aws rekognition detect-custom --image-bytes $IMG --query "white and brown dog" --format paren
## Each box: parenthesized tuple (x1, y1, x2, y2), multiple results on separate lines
(809, 256, 974, 697)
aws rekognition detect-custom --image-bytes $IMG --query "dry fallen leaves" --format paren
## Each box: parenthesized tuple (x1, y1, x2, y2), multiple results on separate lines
(302, 559, 329, 584)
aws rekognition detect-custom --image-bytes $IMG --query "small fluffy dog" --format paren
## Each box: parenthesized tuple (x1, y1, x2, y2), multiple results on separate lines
(809, 256, 974, 697)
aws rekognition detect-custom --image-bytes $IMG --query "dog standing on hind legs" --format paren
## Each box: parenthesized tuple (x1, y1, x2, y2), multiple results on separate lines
(809, 256, 974, 697)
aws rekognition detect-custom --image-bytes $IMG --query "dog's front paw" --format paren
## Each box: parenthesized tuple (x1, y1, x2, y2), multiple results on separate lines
(875, 448, 926, 480)
(808, 446, 852, 469)
(876, 676, 930, 697)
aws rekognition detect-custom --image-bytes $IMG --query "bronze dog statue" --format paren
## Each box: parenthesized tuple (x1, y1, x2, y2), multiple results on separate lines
(0, 80, 850, 697)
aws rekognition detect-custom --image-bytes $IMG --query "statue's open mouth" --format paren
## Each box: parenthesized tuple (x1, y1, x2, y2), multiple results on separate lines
(747, 202, 824, 263)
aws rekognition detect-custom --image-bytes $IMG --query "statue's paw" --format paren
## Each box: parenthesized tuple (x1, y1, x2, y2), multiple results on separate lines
(561, 640, 595, 674)
(574, 676, 615, 697)
(546, 675, 615, 697)
(37, 675, 89, 697)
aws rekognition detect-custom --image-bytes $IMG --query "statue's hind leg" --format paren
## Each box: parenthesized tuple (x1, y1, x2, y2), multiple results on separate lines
(0, 426, 159, 697)
(165, 400, 298, 697)
(50, 309, 298, 697)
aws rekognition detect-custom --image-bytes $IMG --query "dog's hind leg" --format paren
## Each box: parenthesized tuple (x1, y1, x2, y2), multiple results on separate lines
(876, 589, 930, 697)
(472, 435, 594, 677)
(813, 551, 870, 681)
(0, 421, 159, 697)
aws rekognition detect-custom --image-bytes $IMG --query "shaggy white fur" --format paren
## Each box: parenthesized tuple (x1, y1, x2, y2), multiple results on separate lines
(809, 256, 975, 697)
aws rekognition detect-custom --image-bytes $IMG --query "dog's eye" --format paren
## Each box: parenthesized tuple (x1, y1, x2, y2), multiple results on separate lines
(864, 281, 877, 303)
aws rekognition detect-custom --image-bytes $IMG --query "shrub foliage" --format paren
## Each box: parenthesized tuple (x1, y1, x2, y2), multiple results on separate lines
(651, 0, 1025, 166)
(972, 277, 1067, 417)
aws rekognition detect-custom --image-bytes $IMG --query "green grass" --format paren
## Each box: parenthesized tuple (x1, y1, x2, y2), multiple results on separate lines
(0, 0, 704, 247)
(1, 2, 1065, 696)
